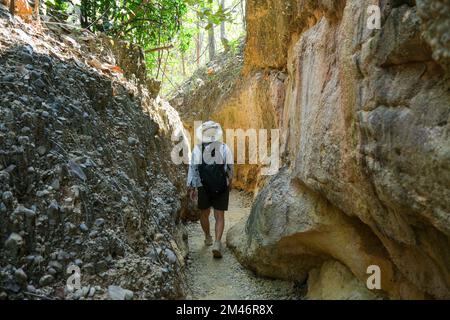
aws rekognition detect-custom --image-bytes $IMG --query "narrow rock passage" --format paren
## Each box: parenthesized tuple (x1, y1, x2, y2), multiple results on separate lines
(185, 190, 298, 300)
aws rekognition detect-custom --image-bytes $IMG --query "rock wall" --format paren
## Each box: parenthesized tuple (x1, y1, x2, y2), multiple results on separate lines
(0, 12, 188, 299)
(228, 0, 450, 299)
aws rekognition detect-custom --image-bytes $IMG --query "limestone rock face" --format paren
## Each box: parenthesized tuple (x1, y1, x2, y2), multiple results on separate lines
(228, 0, 450, 299)
(306, 261, 379, 300)
(227, 169, 425, 299)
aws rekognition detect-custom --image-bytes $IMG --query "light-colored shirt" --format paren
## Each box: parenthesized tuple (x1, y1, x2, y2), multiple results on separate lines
(187, 142, 234, 188)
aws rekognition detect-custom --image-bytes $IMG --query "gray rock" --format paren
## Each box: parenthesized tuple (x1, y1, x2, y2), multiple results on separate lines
(29, 70, 41, 81)
(51, 178, 60, 190)
(3, 74, 14, 82)
(48, 260, 63, 272)
(107, 285, 134, 300)
(164, 249, 178, 264)
(36, 146, 46, 156)
(36, 190, 50, 197)
(32, 255, 44, 265)
(64, 221, 76, 231)
(4, 233, 23, 257)
(47, 267, 57, 275)
(81, 286, 90, 298)
(127, 137, 139, 146)
(79, 223, 89, 232)
(94, 218, 105, 227)
(95, 260, 108, 273)
(47, 200, 60, 216)
(68, 160, 87, 181)
(39, 274, 54, 287)
(81, 263, 95, 275)
(17, 136, 30, 145)
(2, 191, 13, 204)
(33, 79, 46, 90)
(26, 285, 36, 293)
(73, 288, 83, 300)
(57, 250, 70, 261)
(20, 52, 33, 64)
(88, 286, 96, 297)
(14, 268, 28, 284)
(13, 205, 35, 218)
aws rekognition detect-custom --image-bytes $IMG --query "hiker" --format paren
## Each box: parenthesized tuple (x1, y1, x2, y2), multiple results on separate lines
(187, 121, 233, 258)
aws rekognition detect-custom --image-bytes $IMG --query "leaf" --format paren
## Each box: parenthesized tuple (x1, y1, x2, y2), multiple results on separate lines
(109, 65, 124, 74)
(88, 58, 123, 74)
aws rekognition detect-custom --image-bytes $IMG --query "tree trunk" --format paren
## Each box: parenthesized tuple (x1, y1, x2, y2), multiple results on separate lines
(240, 0, 246, 30)
(181, 51, 186, 76)
(208, 24, 216, 61)
(220, 0, 226, 39)
(196, 13, 202, 66)
(80, 0, 89, 27)
(9, 0, 15, 17)
(219, 0, 230, 52)
(161, 50, 170, 91)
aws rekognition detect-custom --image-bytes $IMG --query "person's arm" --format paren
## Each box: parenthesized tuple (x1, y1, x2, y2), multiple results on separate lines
(223, 143, 234, 188)
(187, 145, 202, 198)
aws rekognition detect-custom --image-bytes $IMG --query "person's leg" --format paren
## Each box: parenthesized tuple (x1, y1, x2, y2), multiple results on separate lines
(213, 209, 225, 241)
(212, 209, 225, 258)
(198, 187, 213, 245)
(200, 208, 211, 237)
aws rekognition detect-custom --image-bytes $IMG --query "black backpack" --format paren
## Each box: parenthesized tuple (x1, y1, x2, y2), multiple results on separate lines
(198, 142, 228, 197)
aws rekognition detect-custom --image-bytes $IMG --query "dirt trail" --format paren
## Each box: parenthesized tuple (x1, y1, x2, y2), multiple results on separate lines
(185, 190, 299, 300)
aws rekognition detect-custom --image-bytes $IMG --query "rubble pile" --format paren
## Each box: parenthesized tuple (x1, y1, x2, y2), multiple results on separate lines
(0, 8, 188, 300)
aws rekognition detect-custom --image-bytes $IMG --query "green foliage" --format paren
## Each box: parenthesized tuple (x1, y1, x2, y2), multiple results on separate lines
(45, 0, 70, 20)
(186, 0, 233, 29)
(46, 0, 69, 11)
(79, 0, 187, 46)
(44, 0, 244, 89)
(178, 28, 193, 53)
(228, 37, 241, 54)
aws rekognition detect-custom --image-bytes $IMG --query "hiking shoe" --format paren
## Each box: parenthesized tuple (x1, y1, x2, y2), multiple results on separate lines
(212, 241, 222, 258)
(204, 235, 213, 246)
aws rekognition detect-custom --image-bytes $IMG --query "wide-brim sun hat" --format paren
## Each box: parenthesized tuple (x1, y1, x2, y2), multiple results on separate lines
(196, 121, 223, 143)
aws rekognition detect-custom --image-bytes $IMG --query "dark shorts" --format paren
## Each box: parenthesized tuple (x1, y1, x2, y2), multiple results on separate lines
(198, 186, 230, 211)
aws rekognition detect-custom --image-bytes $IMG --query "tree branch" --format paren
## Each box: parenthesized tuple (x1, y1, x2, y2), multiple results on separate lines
(145, 45, 173, 53)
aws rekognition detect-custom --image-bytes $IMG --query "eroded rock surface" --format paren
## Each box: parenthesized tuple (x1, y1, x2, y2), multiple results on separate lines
(0, 13, 188, 299)
(227, 0, 450, 299)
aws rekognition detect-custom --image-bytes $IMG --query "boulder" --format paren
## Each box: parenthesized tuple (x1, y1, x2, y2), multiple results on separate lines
(107, 285, 134, 300)
(306, 261, 379, 300)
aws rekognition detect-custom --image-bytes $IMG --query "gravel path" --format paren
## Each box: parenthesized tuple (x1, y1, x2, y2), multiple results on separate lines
(185, 190, 299, 300)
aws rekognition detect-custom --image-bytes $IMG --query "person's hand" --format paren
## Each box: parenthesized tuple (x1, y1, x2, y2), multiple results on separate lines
(189, 188, 198, 201)
(228, 179, 233, 191)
